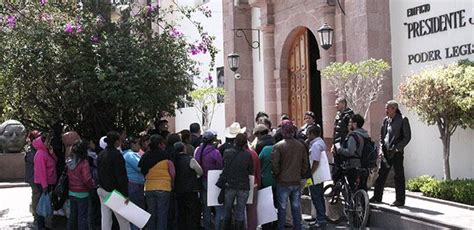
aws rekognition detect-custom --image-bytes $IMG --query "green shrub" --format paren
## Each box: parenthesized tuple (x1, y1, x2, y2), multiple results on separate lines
(407, 176, 474, 205)
(407, 175, 436, 192)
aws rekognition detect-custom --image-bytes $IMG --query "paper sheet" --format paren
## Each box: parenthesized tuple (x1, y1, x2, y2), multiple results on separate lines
(256, 187, 278, 225)
(207, 170, 255, 206)
(104, 190, 151, 228)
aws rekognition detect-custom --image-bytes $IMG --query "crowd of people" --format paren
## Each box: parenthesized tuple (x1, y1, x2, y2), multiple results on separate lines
(23, 98, 411, 230)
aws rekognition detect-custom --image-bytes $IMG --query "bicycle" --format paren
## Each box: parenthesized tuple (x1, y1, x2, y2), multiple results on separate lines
(323, 163, 370, 228)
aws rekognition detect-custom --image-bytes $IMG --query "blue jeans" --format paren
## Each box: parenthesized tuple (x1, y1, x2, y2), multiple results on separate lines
(68, 195, 90, 230)
(128, 182, 145, 230)
(145, 190, 170, 230)
(223, 189, 249, 222)
(276, 185, 302, 230)
(201, 180, 224, 230)
(309, 183, 327, 224)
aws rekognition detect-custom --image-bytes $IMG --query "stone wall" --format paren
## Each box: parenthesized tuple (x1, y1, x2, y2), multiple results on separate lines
(0, 153, 25, 182)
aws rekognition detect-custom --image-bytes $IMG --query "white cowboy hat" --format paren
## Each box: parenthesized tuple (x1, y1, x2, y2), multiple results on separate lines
(99, 136, 107, 149)
(224, 122, 246, 138)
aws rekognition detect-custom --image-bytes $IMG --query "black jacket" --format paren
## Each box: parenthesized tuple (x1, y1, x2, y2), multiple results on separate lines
(139, 148, 168, 177)
(256, 134, 274, 155)
(174, 154, 201, 193)
(218, 139, 234, 156)
(333, 108, 354, 144)
(380, 112, 411, 154)
(97, 147, 129, 196)
(222, 147, 254, 190)
(191, 134, 203, 148)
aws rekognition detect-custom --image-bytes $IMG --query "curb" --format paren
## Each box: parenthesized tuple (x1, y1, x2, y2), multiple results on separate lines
(0, 182, 29, 189)
(384, 187, 474, 210)
(369, 204, 466, 229)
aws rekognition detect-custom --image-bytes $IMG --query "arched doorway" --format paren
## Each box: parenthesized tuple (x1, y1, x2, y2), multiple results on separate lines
(288, 29, 322, 130)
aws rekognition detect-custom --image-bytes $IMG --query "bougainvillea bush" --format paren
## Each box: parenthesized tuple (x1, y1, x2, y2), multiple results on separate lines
(0, 1, 216, 140)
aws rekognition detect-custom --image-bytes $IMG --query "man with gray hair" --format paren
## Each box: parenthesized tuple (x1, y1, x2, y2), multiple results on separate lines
(370, 100, 411, 207)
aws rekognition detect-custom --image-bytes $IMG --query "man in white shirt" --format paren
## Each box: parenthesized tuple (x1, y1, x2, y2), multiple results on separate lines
(307, 125, 331, 227)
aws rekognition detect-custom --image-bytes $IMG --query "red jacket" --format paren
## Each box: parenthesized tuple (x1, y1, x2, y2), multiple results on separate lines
(67, 159, 95, 192)
(246, 148, 261, 188)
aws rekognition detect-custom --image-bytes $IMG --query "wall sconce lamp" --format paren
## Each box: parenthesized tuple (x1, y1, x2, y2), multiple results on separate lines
(227, 52, 240, 72)
(227, 52, 241, 79)
(317, 23, 334, 50)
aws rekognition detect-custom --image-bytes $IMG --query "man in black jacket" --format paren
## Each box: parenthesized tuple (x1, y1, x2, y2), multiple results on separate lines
(332, 97, 354, 146)
(97, 131, 130, 229)
(221, 133, 254, 229)
(331, 98, 354, 181)
(370, 100, 411, 207)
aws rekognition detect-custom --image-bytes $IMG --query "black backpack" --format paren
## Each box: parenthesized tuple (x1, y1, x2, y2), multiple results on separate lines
(351, 133, 378, 169)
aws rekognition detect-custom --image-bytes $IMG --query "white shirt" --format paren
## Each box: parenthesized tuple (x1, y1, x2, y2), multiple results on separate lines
(309, 137, 331, 184)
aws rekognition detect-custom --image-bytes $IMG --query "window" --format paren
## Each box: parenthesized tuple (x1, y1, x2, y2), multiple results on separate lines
(216, 67, 224, 103)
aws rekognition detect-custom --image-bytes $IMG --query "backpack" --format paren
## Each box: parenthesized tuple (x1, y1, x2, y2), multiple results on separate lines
(351, 133, 378, 169)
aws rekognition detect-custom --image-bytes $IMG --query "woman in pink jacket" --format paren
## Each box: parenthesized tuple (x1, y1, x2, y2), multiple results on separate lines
(33, 134, 57, 229)
(67, 141, 95, 230)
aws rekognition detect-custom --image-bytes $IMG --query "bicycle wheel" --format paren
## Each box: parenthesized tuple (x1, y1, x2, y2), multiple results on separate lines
(348, 189, 370, 228)
(323, 184, 346, 224)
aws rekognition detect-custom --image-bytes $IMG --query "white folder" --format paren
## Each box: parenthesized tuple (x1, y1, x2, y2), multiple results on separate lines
(103, 190, 151, 229)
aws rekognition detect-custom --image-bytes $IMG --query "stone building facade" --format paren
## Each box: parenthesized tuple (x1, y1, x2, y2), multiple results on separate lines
(223, 0, 393, 142)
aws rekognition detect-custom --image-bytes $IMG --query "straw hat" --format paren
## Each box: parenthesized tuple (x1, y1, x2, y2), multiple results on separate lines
(224, 122, 246, 138)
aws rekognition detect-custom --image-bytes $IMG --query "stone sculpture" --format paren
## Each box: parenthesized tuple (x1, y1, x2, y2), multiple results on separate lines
(0, 120, 26, 153)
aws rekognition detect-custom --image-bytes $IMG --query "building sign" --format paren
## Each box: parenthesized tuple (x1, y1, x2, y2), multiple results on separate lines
(390, 0, 474, 179)
(401, 3, 473, 65)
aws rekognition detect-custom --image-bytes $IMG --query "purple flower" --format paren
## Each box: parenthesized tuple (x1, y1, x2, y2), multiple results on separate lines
(198, 43, 207, 54)
(146, 5, 156, 15)
(40, 0, 48, 6)
(91, 35, 100, 43)
(64, 23, 74, 33)
(75, 24, 83, 33)
(206, 73, 213, 83)
(40, 13, 52, 21)
(7, 15, 16, 28)
(189, 45, 200, 55)
(170, 28, 183, 38)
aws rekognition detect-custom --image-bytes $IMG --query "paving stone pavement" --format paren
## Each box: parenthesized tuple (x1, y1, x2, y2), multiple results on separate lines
(2, 187, 357, 229)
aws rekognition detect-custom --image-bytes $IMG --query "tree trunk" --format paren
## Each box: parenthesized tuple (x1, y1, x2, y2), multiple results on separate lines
(438, 120, 451, 180)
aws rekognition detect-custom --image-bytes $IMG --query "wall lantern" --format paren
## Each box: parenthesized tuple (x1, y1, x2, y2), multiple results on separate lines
(227, 52, 240, 72)
(317, 23, 334, 50)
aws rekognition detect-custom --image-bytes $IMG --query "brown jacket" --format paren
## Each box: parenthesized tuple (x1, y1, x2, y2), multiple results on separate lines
(271, 138, 309, 186)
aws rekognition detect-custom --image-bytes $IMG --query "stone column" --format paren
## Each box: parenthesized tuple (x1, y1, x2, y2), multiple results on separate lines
(317, 5, 337, 141)
(223, 0, 255, 129)
(259, 3, 278, 125)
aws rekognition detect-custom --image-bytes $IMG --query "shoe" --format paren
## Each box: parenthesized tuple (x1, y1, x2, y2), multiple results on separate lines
(390, 201, 405, 207)
(310, 222, 327, 228)
(369, 197, 381, 203)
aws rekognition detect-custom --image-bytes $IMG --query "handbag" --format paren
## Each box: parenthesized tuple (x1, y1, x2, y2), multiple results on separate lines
(53, 167, 69, 199)
(52, 167, 69, 210)
(36, 192, 53, 217)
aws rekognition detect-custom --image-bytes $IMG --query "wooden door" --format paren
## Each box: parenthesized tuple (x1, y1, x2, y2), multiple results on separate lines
(289, 30, 310, 128)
